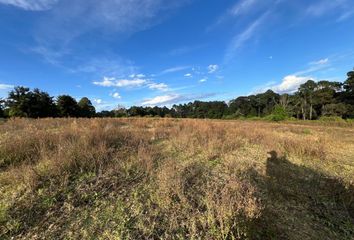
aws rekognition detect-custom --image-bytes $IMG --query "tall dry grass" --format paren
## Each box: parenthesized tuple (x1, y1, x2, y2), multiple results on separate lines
(0, 118, 353, 239)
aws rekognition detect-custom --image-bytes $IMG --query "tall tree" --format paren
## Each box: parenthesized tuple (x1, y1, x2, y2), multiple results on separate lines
(298, 80, 317, 120)
(313, 81, 342, 116)
(57, 95, 80, 117)
(6, 86, 57, 118)
(0, 98, 4, 118)
(6, 86, 31, 117)
(229, 97, 253, 117)
(343, 69, 354, 117)
(78, 97, 96, 117)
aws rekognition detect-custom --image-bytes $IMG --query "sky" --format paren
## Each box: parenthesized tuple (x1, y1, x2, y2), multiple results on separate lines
(0, 0, 354, 110)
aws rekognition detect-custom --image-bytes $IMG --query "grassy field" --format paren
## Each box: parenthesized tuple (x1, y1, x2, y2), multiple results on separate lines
(0, 118, 353, 239)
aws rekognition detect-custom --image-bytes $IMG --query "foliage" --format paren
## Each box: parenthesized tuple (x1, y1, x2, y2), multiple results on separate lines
(5, 87, 57, 118)
(0, 99, 4, 118)
(57, 95, 80, 117)
(322, 103, 347, 117)
(265, 105, 288, 121)
(319, 116, 347, 123)
(78, 97, 95, 117)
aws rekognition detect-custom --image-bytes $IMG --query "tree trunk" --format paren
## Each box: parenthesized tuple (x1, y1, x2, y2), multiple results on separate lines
(302, 99, 306, 120)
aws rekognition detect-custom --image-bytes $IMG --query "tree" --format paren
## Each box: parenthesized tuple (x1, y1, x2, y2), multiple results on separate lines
(0, 98, 4, 118)
(6, 86, 57, 118)
(113, 105, 128, 117)
(6, 86, 31, 117)
(266, 105, 288, 121)
(257, 90, 280, 116)
(229, 97, 253, 117)
(298, 80, 317, 120)
(343, 69, 354, 93)
(322, 103, 347, 117)
(313, 81, 342, 117)
(78, 97, 95, 117)
(343, 69, 354, 117)
(57, 95, 80, 117)
(29, 88, 57, 118)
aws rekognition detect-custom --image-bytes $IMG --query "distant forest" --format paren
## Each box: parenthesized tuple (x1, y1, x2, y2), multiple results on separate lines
(1, 69, 353, 120)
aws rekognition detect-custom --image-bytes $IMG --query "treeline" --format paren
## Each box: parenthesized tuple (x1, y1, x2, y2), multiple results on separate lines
(1, 69, 353, 120)
(0, 87, 95, 118)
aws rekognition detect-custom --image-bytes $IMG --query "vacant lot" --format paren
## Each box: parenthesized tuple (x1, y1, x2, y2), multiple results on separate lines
(0, 118, 353, 239)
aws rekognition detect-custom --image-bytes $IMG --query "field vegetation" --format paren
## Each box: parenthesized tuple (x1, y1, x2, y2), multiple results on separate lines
(0, 118, 353, 239)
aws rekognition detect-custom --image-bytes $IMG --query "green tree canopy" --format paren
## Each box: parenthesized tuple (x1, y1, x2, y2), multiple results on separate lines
(57, 95, 80, 117)
(78, 97, 96, 117)
(6, 86, 57, 118)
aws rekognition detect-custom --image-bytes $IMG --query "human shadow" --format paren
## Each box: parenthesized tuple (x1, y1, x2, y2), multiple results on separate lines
(249, 151, 354, 240)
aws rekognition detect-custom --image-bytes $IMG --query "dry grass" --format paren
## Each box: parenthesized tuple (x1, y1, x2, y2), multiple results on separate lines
(0, 118, 353, 239)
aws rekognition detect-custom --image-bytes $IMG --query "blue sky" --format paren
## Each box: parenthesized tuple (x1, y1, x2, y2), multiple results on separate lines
(0, 0, 354, 110)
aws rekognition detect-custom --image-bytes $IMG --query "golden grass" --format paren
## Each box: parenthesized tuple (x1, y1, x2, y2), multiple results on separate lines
(0, 118, 353, 239)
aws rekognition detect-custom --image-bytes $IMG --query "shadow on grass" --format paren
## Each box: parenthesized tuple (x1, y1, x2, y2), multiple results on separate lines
(250, 151, 354, 239)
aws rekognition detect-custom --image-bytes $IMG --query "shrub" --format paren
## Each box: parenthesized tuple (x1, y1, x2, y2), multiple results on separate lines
(319, 116, 346, 123)
(265, 105, 288, 122)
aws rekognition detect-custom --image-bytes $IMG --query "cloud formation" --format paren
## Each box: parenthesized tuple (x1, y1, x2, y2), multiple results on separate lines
(270, 75, 312, 93)
(0, 0, 58, 11)
(306, 0, 353, 18)
(160, 66, 190, 75)
(230, 0, 258, 16)
(225, 12, 269, 62)
(93, 77, 147, 88)
(208, 64, 219, 73)
(111, 92, 121, 99)
(142, 94, 181, 106)
(141, 92, 218, 106)
(148, 83, 169, 91)
(28, 0, 190, 67)
(255, 75, 312, 94)
(93, 76, 170, 92)
(310, 58, 329, 65)
(0, 83, 14, 90)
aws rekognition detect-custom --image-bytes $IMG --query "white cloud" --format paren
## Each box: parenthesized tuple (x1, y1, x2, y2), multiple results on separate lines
(93, 76, 170, 92)
(310, 58, 329, 65)
(30, 0, 190, 67)
(142, 94, 181, 106)
(199, 78, 207, 83)
(148, 83, 169, 91)
(74, 58, 137, 77)
(184, 73, 192, 77)
(111, 92, 121, 99)
(306, 0, 352, 17)
(141, 92, 219, 106)
(116, 79, 147, 87)
(93, 77, 116, 87)
(208, 64, 219, 73)
(230, 0, 258, 16)
(0, 0, 58, 11)
(160, 66, 190, 75)
(93, 99, 103, 104)
(225, 12, 269, 62)
(271, 75, 313, 93)
(0, 84, 14, 90)
(93, 77, 147, 88)
(130, 73, 146, 78)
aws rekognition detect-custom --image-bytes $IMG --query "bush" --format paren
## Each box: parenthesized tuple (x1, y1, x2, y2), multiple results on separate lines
(319, 116, 346, 123)
(265, 105, 288, 121)
(322, 103, 347, 118)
